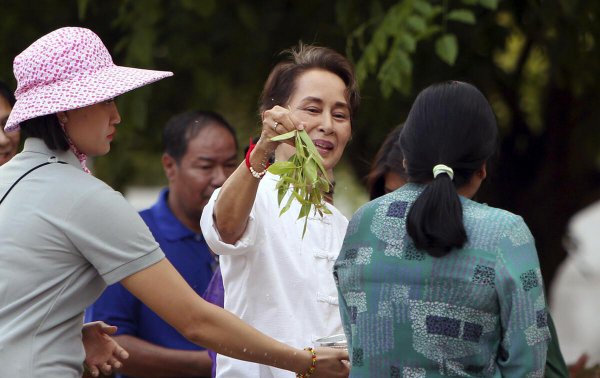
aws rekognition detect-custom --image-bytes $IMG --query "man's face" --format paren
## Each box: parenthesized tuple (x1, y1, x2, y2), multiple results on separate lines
(164, 124, 237, 225)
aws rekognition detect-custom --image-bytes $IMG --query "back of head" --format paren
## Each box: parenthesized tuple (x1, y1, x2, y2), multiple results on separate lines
(400, 81, 497, 257)
(163, 110, 238, 164)
(259, 43, 360, 120)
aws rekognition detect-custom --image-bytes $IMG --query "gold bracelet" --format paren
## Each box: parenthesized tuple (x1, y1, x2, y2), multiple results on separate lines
(296, 347, 317, 378)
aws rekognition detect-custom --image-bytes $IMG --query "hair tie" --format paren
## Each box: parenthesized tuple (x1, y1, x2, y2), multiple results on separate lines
(432, 164, 454, 180)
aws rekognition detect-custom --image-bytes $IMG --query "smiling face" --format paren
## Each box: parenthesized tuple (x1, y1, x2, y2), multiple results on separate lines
(0, 96, 19, 166)
(62, 99, 121, 157)
(287, 69, 351, 171)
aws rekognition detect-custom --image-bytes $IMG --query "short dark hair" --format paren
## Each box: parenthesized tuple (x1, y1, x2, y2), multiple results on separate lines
(0, 81, 16, 107)
(259, 43, 360, 121)
(400, 81, 498, 257)
(19, 114, 69, 151)
(163, 110, 238, 164)
(366, 125, 406, 200)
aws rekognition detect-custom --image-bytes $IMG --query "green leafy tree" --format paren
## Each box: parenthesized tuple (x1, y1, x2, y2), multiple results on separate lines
(341, 0, 498, 97)
(340, 0, 600, 287)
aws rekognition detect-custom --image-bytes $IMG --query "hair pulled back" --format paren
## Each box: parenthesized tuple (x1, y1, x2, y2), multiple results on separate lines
(259, 43, 359, 120)
(20, 114, 69, 151)
(400, 81, 497, 257)
(366, 125, 406, 200)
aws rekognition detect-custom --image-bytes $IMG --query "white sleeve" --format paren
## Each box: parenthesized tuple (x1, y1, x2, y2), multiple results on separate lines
(200, 188, 261, 256)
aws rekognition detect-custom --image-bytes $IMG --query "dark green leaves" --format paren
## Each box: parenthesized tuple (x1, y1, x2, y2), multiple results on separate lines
(347, 0, 497, 97)
(479, 0, 500, 10)
(447, 9, 476, 24)
(435, 34, 459, 65)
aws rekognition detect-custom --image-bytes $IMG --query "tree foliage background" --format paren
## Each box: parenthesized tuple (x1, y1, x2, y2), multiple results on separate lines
(1, 0, 599, 288)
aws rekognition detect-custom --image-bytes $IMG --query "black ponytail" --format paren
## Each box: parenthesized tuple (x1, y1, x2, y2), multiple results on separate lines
(406, 173, 466, 257)
(401, 81, 497, 257)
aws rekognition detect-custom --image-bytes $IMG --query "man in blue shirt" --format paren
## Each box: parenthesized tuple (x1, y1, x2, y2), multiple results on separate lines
(86, 110, 238, 377)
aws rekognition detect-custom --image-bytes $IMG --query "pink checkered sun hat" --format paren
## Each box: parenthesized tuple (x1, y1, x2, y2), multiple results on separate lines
(4, 27, 173, 131)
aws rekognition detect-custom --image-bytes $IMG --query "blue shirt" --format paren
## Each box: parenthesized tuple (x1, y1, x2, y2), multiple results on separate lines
(85, 189, 217, 373)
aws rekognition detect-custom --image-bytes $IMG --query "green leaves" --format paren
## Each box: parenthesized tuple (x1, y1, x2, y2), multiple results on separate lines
(270, 130, 297, 142)
(479, 0, 500, 10)
(447, 9, 476, 24)
(435, 34, 459, 65)
(347, 0, 498, 97)
(268, 130, 332, 237)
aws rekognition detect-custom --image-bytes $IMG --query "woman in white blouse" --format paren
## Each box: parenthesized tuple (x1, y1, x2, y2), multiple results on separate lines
(201, 43, 359, 378)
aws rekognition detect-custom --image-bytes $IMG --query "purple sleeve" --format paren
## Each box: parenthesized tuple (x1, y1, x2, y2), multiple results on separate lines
(202, 267, 225, 377)
(202, 267, 224, 308)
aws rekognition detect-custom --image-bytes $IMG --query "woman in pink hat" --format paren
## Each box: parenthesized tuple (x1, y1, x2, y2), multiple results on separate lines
(1, 81, 131, 378)
(0, 27, 348, 378)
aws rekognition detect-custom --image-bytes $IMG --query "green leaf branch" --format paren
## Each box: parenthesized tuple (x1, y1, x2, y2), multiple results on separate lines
(267, 130, 332, 237)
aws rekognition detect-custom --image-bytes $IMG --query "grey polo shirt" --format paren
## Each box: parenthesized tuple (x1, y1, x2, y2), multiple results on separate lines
(0, 138, 165, 377)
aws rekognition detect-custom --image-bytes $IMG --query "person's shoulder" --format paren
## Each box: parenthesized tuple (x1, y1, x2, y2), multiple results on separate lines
(351, 194, 383, 219)
(344, 189, 407, 237)
(461, 200, 534, 251)
(463, 199, 524, 229)
(569, 199, 600, 237)
(25, 162, 113, 205)
(363, 185, 418, 215)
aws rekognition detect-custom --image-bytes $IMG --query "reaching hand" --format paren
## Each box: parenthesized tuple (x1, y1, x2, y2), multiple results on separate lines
(568, 354, 589, 377)
(310, 347, 350, 378)
(82, 321, 129, 377)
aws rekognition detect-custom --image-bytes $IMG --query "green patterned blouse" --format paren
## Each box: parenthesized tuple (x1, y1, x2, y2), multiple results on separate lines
(334, 183, 550, 377)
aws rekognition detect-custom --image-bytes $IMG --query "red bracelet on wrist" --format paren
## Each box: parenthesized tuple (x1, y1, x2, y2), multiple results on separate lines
(245, 138, 270, 179)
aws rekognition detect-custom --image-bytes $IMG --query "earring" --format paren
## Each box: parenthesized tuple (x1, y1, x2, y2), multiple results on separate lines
(56, 112, 68, 126)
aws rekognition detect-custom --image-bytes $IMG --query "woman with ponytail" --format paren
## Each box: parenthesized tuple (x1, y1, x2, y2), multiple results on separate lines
(335, 81, 550, 376)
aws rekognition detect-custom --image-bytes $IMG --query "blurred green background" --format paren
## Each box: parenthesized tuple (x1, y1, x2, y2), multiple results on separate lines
(2, 0, 599, 289)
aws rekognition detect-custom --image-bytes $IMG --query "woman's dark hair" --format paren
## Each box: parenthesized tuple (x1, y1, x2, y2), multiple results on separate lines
(400, 81, 497, 257)
(20, 114, 69, 151)
(163, 110, 238, 164)
(0, 81, 16, 107)
(366, 125, 406, 200)
(259, 43, 360, 121)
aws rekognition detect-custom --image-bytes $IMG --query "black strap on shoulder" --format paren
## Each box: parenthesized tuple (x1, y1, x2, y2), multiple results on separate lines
(0, 160, 67, 205)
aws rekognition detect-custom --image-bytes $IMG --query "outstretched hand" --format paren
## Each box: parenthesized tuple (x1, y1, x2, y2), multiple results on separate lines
(82, 321, 129, 377)
(311, 347, 350, 378)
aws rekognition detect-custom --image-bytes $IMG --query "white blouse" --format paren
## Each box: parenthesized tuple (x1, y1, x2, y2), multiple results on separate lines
(200, 172, 348, 378)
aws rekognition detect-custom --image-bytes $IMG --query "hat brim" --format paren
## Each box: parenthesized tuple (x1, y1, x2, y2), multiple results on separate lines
(5, 64, 173, 131)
